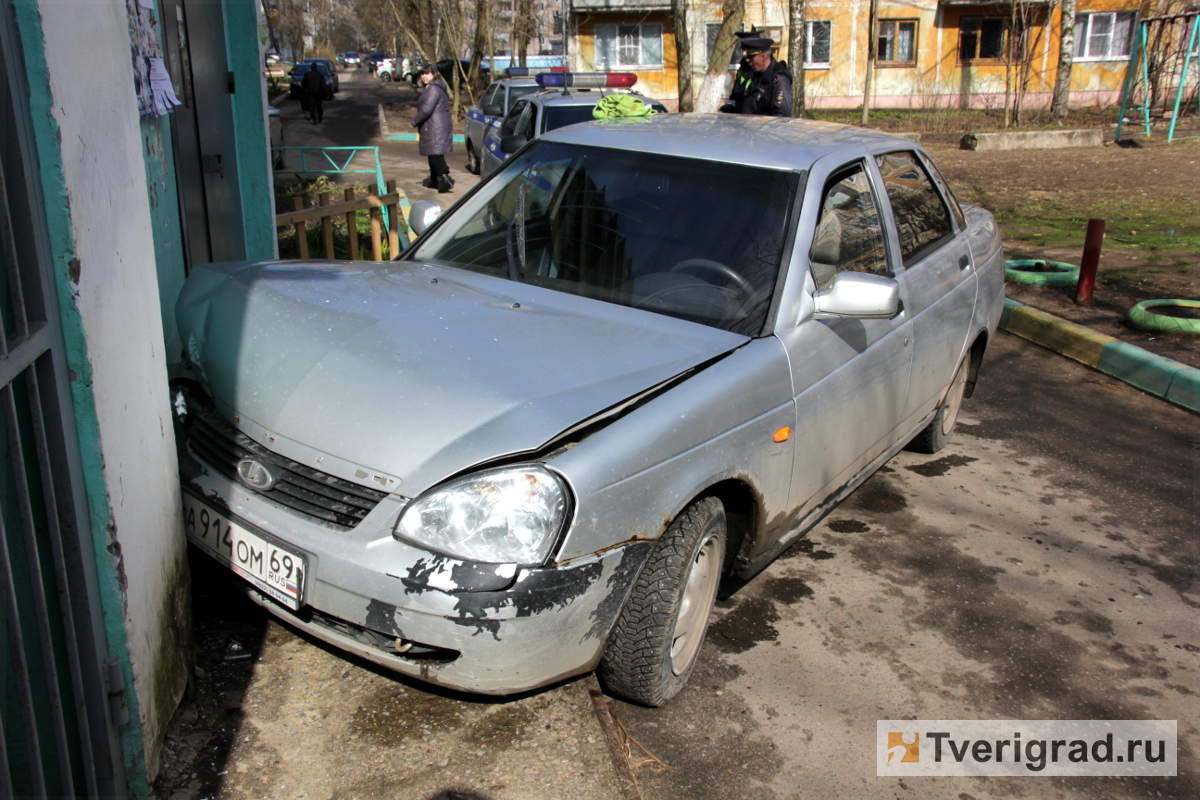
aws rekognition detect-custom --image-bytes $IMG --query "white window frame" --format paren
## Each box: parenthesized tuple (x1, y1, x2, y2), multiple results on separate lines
(1074, 11, 1137, 61)
(805, 20, 832, 66)
(595, 23, 664, 70)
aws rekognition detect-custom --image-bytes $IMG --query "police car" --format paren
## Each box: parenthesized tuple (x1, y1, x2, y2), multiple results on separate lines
(464, 69, 565, 175)
(479, 72, 667, 178)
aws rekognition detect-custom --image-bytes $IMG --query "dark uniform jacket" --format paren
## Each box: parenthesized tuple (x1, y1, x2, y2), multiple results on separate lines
(733, 59, 792, 117)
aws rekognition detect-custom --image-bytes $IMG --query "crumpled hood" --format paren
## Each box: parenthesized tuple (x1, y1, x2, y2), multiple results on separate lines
(176, 260, 747, 494)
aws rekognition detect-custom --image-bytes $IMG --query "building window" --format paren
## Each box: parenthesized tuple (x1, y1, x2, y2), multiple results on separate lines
(805, 20, 832, 65)
(596, 23, 664, 70)
(959, 16, 1009, 61)
(706, 23, 742, 68)
(878, 20, 916, 65)
(1074, 12, 1136, 60)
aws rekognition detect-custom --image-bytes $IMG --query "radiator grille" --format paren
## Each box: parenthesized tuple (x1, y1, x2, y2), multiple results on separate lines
(184, 402, 388, 529)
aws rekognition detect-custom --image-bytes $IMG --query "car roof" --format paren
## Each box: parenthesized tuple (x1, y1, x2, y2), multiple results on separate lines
(538, 113, 922, 171)
(520, 89, 662, 108)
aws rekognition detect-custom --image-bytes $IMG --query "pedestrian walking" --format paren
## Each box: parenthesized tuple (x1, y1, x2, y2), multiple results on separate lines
(411, 64, 455, 193)
(302, 65, 328, 124)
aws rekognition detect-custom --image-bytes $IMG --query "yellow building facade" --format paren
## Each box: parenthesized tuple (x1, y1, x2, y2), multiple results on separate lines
(568, 0, 1144, 110)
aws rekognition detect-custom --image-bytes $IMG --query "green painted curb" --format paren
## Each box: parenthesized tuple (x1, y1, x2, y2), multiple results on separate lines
(1000, 298, 1199, 415)
(386, 132, 466, 143)
(1096, 342, 1187, 398)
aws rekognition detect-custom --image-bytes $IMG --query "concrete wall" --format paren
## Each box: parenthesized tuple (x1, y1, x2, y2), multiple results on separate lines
(31, 0, 190, 788)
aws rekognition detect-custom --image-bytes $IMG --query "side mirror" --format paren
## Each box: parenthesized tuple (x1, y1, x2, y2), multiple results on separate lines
(409, 199, 441, 236)
(481, 102, 502, 117)
(500, 135, 528, 155)
(812, 271, 900, 319)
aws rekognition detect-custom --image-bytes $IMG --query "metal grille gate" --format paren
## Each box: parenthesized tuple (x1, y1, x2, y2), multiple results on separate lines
(1, 9, 125, 798)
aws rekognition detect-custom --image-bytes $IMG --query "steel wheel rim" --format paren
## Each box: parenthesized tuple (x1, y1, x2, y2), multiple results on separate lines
(941, 360, 969, 436)
(670, 534, 721, 676)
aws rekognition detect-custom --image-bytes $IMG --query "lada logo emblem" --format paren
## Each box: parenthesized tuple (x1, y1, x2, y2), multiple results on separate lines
(236, 458, 276, 492)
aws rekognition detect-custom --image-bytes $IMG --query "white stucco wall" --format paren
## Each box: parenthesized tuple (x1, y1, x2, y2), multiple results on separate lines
(38, 0, 188, 777)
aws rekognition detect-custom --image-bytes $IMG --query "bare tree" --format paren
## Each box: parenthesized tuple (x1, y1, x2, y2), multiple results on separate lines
(1050, 0, 1076, 117)
(672, 0, 693, 111)
(788, 0, 806, 117)
(861, 0, 878, 125)
(695, 0, 744, 112)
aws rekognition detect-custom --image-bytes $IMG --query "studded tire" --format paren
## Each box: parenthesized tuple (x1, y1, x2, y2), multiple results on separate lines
(599, 496, 726, 707)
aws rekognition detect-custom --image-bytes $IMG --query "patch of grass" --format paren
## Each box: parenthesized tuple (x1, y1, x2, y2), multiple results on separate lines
(994, 198, 1200, 253)
(808, 106, 1123, 134)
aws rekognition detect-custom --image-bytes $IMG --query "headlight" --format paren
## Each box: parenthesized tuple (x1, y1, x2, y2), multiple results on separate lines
(393, 466, 569, 565)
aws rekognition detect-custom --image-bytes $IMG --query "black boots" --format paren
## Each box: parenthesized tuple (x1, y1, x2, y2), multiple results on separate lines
(422, 175, 454, 192)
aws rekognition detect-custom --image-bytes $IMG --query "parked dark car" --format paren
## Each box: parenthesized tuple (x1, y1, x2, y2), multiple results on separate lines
(435, 58, 489, 87)
(288, 62, 335, 100)
(365, 51, 389, 73)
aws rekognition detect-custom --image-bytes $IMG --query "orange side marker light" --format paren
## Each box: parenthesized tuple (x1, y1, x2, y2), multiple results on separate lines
(773, 427, 792, 443)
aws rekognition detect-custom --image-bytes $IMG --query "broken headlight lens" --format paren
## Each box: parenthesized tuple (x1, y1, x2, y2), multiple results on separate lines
(393, 466, 568, 565)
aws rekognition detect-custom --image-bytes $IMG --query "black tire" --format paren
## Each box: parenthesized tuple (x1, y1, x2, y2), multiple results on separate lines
(599, 496, 726, 707)
(906, 356, 969, 454)
(380, 71, 393, 83)
(466, 141, 481, 175)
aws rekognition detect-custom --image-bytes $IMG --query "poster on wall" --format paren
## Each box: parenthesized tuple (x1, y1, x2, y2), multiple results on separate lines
(127, 0, 181, 119)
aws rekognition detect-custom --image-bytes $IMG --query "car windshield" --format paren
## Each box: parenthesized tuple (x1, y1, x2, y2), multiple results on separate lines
(409, 141, 796, 335)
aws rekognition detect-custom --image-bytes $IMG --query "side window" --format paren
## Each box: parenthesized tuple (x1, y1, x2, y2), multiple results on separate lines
(876, 151, 953, 266)
(499, 101, 529, 137)
(479, 84, 501, 109)
(515, 105, 537, 139)
(918, 152, 966, 230)
(808, 164, 889, 291)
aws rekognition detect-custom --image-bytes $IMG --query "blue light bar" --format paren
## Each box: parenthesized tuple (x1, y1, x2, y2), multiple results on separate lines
(505, 67, 569, 77)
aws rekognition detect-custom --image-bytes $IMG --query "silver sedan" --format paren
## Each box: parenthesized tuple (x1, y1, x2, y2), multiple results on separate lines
(174, 114, 1004, 706)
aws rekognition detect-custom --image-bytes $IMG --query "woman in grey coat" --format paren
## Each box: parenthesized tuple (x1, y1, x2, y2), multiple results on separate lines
(411, 64, 454, 193)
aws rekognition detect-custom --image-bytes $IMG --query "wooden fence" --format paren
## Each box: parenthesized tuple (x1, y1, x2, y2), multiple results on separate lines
(274, 180, 415, 261)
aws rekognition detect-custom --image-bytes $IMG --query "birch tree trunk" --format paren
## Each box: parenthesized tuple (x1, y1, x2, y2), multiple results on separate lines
(1050, 0, 1076, 117)
(860, 0, 878, 125)
(788, 0, 806, 117)
(672, 0, 693, 111)
(695, 0, 744, 112)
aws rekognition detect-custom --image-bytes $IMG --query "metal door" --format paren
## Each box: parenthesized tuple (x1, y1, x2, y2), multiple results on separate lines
(1, 11, 126, 797)
(160, 0, 248, 269)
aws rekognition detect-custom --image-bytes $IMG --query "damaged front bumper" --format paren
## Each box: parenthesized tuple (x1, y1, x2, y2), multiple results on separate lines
(182, 468, 652, 694)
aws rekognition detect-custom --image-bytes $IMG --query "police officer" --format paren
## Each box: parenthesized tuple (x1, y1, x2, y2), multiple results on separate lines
(724, 38, 792, 117)
(721, 30, 757, 114)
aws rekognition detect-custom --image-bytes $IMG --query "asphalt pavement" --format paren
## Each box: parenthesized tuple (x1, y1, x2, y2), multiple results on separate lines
(158, 70, 1198, 800)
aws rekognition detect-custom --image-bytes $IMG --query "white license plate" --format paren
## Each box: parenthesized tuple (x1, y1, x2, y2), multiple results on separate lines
(183, 493, 307, 610)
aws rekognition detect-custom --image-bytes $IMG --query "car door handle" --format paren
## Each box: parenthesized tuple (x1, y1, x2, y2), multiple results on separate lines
(959, 255, 971, 271)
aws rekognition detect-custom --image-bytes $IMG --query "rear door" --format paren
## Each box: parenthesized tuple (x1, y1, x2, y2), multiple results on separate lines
(873, 150, 977, 425)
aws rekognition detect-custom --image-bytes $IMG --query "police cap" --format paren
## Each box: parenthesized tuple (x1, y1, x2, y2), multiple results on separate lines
(740, 37, 774, 56)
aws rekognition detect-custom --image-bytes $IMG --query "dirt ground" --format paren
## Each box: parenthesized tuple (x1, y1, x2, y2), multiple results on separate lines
(926, 138, 1199, 368)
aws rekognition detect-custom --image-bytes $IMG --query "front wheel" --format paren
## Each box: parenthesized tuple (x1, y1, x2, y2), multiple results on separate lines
(599, 496, 726, 706)
(906, 356, 969, 454)
(465, 141, 481, 175)
(379, 71, 393, 83)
